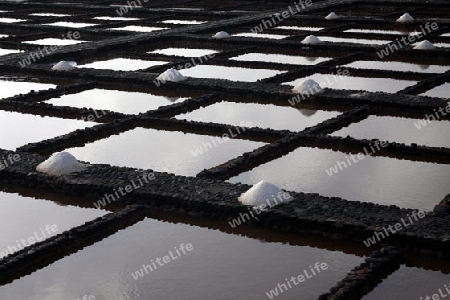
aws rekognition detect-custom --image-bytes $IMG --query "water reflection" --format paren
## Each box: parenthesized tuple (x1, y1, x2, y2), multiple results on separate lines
(179, 65, 284, 82)
(80, 58, 168, 71)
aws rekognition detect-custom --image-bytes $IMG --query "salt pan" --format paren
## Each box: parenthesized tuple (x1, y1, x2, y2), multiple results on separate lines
(413, 40, 435, 50)
(156, 68, 185, 82)
(397, 13, 414, 23)
(292, 79, 322, 94)
(325, 12, 339, 20)
(238, 180, 292, 206)
(213, 31, 230, 39)
(52, 61, 77, 71)
(301, 35, 322, 44)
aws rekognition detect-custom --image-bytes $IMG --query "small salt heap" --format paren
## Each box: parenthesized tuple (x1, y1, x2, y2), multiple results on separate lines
(292, 78, 322, 94)
(413, 40, 435, 50)
(396, 13, 414, 23)
(301, 35, 322, 44)
(36, 152, 85, 176)
(238, 180, 292, 206)
(156, 68, 185, 82)
(213, 31, 230, 39)
(51, 61, 77, 71)
(325, 12, 339, 20)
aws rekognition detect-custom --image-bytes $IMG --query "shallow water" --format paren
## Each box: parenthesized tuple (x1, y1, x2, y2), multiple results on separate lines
(0, 80, 55, 99)
(0, 217, 363, 300)
(0, 18, 26, 23)
(23, 38, 86, 46)
(29, 13, 70, 17)
(284, 74, 415, 93)
(344, 60, 450, 73)
(276, 26, 323, 31)
(233, 32, 289, 39)
(80, 58, 168, 71)
(229, 147, 450, 211)
(46, 89, 187, 114)
(110, 25, 168, 32)
(65, 128, 266, 176)
(0, 191, 105, 258)
(0, 111, 96, 150)
(319, 36, 390, 45)
(160, 19, 205, 24)
(331, 115, 450, 148)
(43, 21, 96, 28)
(0, 49, 22, 56)
(344, 29, 407, 35)
(421, 83, 450, 98)
(149, 47, 217, 57)
(93, 16, 140, 21)
(176, 101, 340, 132)
(230, 53, 330, 65)
(179, 65, 284, 82)
(363, 266, 450, 300)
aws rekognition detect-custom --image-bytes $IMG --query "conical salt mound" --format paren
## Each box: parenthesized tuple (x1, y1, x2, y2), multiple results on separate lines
(292, 78, 322, 94)
(325, 12, 339, 20)
(36, 152, 85, 176)
(301, 35, 322, 44)
(52, 61, 77, 71)
(156, 68, 185, 82)
(238, 180, 292, 206)
(397, 13, 414, 22)
(213, 31, 230, 39)
(413, 40, 435, 50)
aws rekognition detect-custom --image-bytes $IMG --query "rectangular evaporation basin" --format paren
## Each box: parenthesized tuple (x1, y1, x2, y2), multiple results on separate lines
(176, 100, 340, 132)
(0, 49, 22, 55)
(23, 38, 86, 46)
(319, 36, 390, 45)
(363, 266, 450, 300)
(65, 127, 266, 176)
(160, 20, 205, 24)
(149, 47, 218, 57)
(0, 191, 105, 258)
(277, 26, 323, 31)
(179, 65, 284, 82)
(0, 18, 26, 23)
(0, 217, 363, 299)
(43, 21, 96, 28)
(283, 74, 416, 93)
(80, 58, 168, 71)
(230, 53, 330, 65)
(110, 26, 169, 32)
(93, 16, 141, 21)
(0, 34, 8, 38)
(344, 29, 408, 35)
(45, 89, 187, 114)
(344, 60, 450, 73)
(30, 13, 70, 17)
(420, 83, 450, 98)
(0, 111, 96, 150)
(331, 115, 450, 148)
(233, 32, 289, 39)
(229, 147, 450, 211)
(0, 80, 55, 99)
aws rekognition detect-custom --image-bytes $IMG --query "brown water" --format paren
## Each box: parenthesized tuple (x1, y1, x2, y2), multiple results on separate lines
(284, 74, 416, 93)
(80, 58, 168, 71)
(363, 266, 450, 299)
(179, 65, 284, 82)
(0, 110, 96, 150)
(0, 191, 105, 258)
(0, 217, 363, 300)
(65, 128, 266, 176)
(331, 115, 450, 148)
(45, 89, 187, 114)
(176, 101, 340, 132)
(229, 147, 450, 211)
(230, 53, 330, 65)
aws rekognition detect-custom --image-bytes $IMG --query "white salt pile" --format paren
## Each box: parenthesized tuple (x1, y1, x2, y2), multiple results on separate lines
(36, 152, 85, 176)
(292, 78, 322, 94)
(238, 180, 292, 206)
(325, 12, 339, 20)
(413, 40, 435, 50)
(301, 35, 322, 44)
(213, 31, 230, 39)
(156, 68, 185, 82)
(396, 13, 414, 22)
(51, 61, 77, 71)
